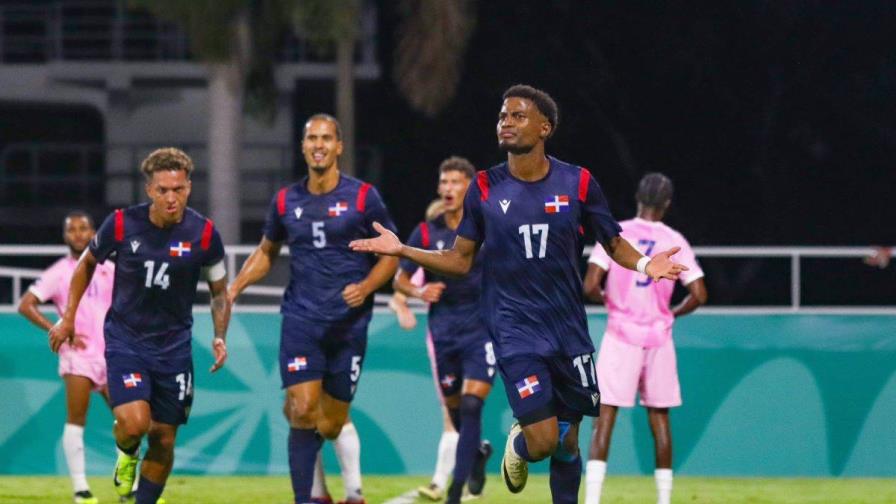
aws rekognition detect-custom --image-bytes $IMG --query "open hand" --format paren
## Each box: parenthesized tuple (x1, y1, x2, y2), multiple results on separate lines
(349, 222, 403, 256)
(645, 246, 689, 282)
(210, 337, 227, 372)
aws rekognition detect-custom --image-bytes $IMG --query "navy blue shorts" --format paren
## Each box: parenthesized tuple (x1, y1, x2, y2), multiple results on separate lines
(106, 349, 194, 425)
(279, 314, 368, 403)
(432, 333, 496, 397)
(498, 352, 601, 426)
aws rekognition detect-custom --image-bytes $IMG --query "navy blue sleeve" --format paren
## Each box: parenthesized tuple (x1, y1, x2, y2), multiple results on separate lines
(582, 175, 622, 248)
(363, 186, 398, 236)
(89, 212, 118, 263)
(262, 192, 286, 242)
(203, 226, 226, 266)
(457, 179, 484, 244)
(399, 223, 425, 274)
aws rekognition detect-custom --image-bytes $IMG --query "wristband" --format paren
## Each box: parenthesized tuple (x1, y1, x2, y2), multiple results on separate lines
(636, 256, 650, 275)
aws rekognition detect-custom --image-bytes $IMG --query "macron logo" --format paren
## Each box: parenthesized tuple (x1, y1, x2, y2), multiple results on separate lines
(294, 207, 303, 220)
(499, 199, 511, 214)
(130, 240, 140, 253)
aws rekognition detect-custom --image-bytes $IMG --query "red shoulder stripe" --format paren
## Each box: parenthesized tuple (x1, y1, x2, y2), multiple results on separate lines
(276, 187, 288, 216)
(356, 183, 372, 212)
(476, 171, 489, 201)
(420, 222, 430, 248)
(114, 209, 124, 241)
(578, 167, 590, 202)
(201, 219, 214, 250)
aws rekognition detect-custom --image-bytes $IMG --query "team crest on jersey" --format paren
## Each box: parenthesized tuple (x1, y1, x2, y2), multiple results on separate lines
(294, 207, 303, 220)
(122, 373, 143, 388)
(328, 201, 349, 217)
(544, 195, 570, 213)
(515, 375, 541, 398)
(287, 356, 308, 372)
(169, 241, 192, 257)
(440, 374, 456, 389)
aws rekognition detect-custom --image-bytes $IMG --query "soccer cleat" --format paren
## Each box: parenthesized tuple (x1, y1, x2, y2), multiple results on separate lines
(113, 447, 140, 497)
(417, 482, 444, 501)
(501, 423, 528, 493)
(467, 439, 493, 496)
(117, 494, 165, 504)
(73, 490, 98, 504)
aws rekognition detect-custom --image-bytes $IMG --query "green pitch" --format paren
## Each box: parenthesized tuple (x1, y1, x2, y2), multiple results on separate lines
(1, 475, 894, 503)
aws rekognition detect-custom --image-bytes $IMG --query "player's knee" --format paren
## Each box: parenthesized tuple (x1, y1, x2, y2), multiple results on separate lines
(286, 397, 317, 428)
(525, 434, 557, 460)
(116, 415, 150, 439)
(459, 394, 484, 417)
(317, 419, 344, 440)
(148, 429, 176, 455)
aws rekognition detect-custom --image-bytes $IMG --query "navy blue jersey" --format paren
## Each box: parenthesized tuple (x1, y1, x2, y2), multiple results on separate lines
(457, 157, 622, 359)
(399, 215, 486, 346)
(264, 174, 397, 326)
(90, 203, 225, 353)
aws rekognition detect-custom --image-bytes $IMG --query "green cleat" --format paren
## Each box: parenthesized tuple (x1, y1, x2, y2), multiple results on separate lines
(112, 447, 140, 497)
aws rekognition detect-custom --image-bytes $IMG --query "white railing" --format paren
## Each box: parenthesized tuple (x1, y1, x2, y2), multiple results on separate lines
(1, 245, 893, 314)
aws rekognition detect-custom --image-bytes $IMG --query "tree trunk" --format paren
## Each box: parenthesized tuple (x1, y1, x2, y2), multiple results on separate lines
(207, 61, 244, 244)
(336, 36, 355, 176)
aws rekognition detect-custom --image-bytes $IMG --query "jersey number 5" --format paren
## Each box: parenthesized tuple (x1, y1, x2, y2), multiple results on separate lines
(519, 224, 549, 259)
(143, 260, 170, 290)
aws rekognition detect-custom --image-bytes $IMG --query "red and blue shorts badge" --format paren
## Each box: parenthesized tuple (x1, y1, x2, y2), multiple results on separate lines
(287, 356, 308, 373)
(515, 375, 541, 398)
(122, 373, 143, 388)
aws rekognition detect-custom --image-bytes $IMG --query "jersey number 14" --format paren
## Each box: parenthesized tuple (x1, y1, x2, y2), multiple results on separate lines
(143, 260, 171, 290)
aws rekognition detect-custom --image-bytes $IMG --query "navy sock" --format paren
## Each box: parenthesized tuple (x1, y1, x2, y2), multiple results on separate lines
(448, 406, 461, 431)
(549, 454, 582, 504)
(288, 427, 323, 503)
(512, 429, 538, 462)
(117, 441, 138, 456)
(447, 395, 483, 501)
(134, 475, 164, 504)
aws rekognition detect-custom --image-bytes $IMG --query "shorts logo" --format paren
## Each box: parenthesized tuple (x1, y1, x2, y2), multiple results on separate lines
(287, 356, 307, 373)
(440, 374, 456, 389)
(515, 375, 541, 398)
(122, 373, 142, 388)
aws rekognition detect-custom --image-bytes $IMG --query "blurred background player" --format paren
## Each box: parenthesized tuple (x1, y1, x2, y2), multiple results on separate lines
(583, 173, 707, 504)
(393, 158, 494, 503)
(228, 113, 398, 504)
(18, 211, 114, 504)
(349, 84, 687, 504)
(48, 148, 230, 504)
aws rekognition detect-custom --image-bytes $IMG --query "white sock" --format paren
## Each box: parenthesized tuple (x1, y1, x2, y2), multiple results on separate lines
(585, 460, 607, 504)
(63, 423, 89, 493)
(655, 468, 673, 504)
(431, 431, 459, 489)
(334, 422, 363, 501)
(311, 450, 328, 498)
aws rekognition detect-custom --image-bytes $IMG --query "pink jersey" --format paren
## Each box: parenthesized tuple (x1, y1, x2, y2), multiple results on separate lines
(29, 255, 114, 358)
(588, 218, 704, 348)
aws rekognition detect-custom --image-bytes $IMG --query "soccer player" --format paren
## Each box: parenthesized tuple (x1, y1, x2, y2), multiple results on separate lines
(48, 148, 230, 504)
(18, 211, 114, 504)
(393, 157, 494, 504)
(227, 113, 398, 504)
(582, 173, 707, 504)
(350, 84, 687, 504)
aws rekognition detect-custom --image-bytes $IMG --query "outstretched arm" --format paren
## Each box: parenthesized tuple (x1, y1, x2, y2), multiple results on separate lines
(208, 276, 230, 372)
(605, 236, 688, 282)
(227, 237, 282, 304)
(48, 250, 97, 352)
(350, 222, 478, 278)
(672, 277, 708, 318)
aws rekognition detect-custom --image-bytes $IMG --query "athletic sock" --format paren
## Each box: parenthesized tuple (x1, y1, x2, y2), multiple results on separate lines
(432, 431, 459, 489)
(63, 423, 89, 493)
(134, 475, 164, 504)
(289, 427, 323, 503)
(448, 407, 461, 431)
(311, 451, 328, 499)
(333, 422, 363, 502)
(585, 459, 607, 504)
(447, 395, 484, 501)
(512, 431, 537, 462)
(549, 453, 582, 504)
(655, 468, 673, 504)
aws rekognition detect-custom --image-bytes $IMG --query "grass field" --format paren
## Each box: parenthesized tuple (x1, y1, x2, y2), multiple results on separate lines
(1, 475, 894, 503)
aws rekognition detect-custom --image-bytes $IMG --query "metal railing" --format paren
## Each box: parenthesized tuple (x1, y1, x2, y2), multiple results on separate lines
(1, 245, 893, 314)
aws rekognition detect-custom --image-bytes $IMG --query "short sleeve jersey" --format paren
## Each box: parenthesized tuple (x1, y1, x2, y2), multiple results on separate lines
(29, 255, 114, 358)
(89, 204, 225, 352)
(399, 215, 485, 345)
(457, 157, 622, 359)
(589, 218, 704, 347)
(263, 175, 397, 326)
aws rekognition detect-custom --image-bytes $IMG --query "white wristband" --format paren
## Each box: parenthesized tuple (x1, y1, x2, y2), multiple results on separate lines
(636, 256, 650, 275)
